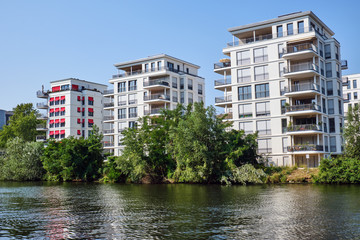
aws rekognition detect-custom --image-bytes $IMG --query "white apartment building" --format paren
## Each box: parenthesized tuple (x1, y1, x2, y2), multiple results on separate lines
(103, 54, 205, 156)
(343, 73, 359, 116)
(214, 11, 346, 167)
(36, 78, 107, 141)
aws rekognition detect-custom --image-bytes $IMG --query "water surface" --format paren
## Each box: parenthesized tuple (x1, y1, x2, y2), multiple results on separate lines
(1, 182, 360, 239)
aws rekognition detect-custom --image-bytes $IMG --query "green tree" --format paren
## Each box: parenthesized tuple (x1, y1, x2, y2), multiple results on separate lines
(344, 104, 360, 158)
(0, 137, 44, 181)
(0, 103, 42, 148)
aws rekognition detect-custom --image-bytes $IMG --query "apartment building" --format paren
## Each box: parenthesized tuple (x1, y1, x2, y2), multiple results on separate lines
(104, 54, 205, 156)
(214, 11, 346, 167)
(36, 78, 107, 142)
(343, 73, 359, 116)
(0, 109, 13, 130)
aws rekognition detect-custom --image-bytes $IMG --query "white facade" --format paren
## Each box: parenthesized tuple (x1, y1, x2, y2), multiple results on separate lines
(214, 11, 345, 167)
(343, 73, 359, 115)
(36, 78, 107, 141)
(104, 54, 205, 156)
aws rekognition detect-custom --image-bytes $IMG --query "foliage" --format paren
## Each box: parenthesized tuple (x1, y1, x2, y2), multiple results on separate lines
(0, 137, 44, 181)
(0, 103, 43, 148)
(221, 164, 266, 185)
(344, 104, 360, 158)
(314, 156, 360, 183)
(41, 126, 104, 181)
(100, 156, 125, 183)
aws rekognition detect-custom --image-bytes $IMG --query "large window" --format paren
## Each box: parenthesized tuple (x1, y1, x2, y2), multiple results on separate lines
(328, 99, 334, 114)
(239, 104, 252, 118)
(236, 50, 250, 65)
(278, 44, 284, 58)
(297, 21, 304, 33)
(239, 122, 253, 134)
(188, 79, 193, 90)
(180, 78, 184, 89)
(238, 86, 252, 100)
(255, 83, 269, 98)
(282, 119, 287, 134)
(188, 92, 193, 103)
(277, 25, 283, 37)
(237, 68, 251, 83)
(129, 107, 137, 118)
(172, 90, 178, 102)
(322, 98, 326, 113)
(353, 80, 357, 89)
(128, 94, 137, 105)
(281, 100, 286, 114)
(257, 120, 271, 136)
(180, 92, 184, 103)
(320, 61, 324, 76)
(254, 47, 268, 63)
(326, 63, 332, 77)
(172, 77, 178, 88)
(319, 42, 324, 57)
(280, 81, 285, 95)
(330, 136, 336, 152)
(335, 46, 339, 60)
(118, 108, 126, 119)
(354, 92, 358, 100)
(325, 44, 331, 59)
(329, 118, 335, 133)
(129, 80, 137, 91)
(324, 136, 329, 152)
(327, 80, 333, 96)
(339, 100, 342, 114)
(279, 62, 285, 77)
(118, 82, 126, 92)
(287, 23, 293, 35)
(254, 65, 268, 81)
(118, 95, 126, 106)
(198, 84, 203, 95)
(282, 137, 288, 153)
(256, 102, 270, 116)
(119, 122, 126, 132)
(258, 139, 272, 153)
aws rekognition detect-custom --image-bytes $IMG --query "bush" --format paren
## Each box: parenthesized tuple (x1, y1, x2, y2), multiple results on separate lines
(221, 164, 266, 185)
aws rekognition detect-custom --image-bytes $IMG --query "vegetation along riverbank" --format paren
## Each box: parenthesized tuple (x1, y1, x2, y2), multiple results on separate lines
(1, 103, 360, 184)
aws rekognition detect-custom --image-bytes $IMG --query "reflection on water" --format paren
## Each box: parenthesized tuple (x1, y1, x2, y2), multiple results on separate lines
(1, 182, 360, 239)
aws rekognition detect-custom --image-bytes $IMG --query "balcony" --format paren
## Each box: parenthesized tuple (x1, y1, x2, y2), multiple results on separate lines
(36, 90, 49, 98)
(144, 94, 170, 103)
(36, 124, 47, 131)
(103, 89, 114, 95)
(287, 144, 323, 153)
(214, 77, 231, 91)
(36, 135, 46, 142)
(226, 27, 314, 48)
(282, 43, 318, 60)
(283, 62, 319, 78)
(143, 78, 170, 90)
(214, 61, 231, 70)
(342, 77, 349, 86)
(103, 116, 114, 121)
(215, 96, 232, 107)
(36, 102, 48, 109)
(285, 104, 321, 116)
(287, 124, 322, 135)
(284, 83, 320, 97)
(104, 102, 114, 108)
(144, 108, 163, 116)
(341, 60, 348, 70)
(112, 66, 201, 79)
(103, 129, 115, 135)
(37, 114, 48, 120)
(343, 96, 350, 103)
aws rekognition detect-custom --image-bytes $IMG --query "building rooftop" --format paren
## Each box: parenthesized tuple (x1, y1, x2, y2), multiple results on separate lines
(50, 78, 107, 87)
(114, 54, 200, 69)
(228, 11, 334, 36)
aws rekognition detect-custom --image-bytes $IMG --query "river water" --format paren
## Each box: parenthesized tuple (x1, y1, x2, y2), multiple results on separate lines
(0, 182, 360, 239)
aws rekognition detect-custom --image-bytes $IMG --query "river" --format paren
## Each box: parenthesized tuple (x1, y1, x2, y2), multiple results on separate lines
(1, 182, 360, 239)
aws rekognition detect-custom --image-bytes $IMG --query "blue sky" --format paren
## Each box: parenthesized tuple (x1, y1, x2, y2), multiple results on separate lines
(0, 0, 358, 111)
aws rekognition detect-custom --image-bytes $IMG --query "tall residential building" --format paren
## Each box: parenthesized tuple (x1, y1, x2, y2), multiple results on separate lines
(0, 109, 13, 130)
(214, 11, 346, 167)
(104, 54, 205, 156)
(343, 73, 359, 116)
(36, 78, 107, 142)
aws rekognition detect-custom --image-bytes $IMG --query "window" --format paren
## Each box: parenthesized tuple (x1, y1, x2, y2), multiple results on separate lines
(237, 50, 250, 65)
(237, 68, 251, 83)
(198, 84, 203, 95)
(55, 108, 60, 116)
(282, 119, 287, 134)
(337, 81, 341, 96)
(239, 122, 253, 134)
(172, 77, 178, 88)
(325, 44, 331, 59)
(330, 136, 336, 152)
(172, 91, 178, 102)
(151, 62, 155, 71)
(278, 44, 284, 58)
(188, 92, 193, 104)
(282, 137, 288, 153)
(256, 102, 270, 116)
(354, 92, 358, 100)
(328, 99, 334, 114)
(281, 100, 286, 114)
(280, 81, 285, 95)
(326, 63, 332, 77)
(167, 62, 174, 70)
(238, 86, 252, 100)
(257, 120, 271, 136)
(129, 80, 137, 91)
(324, 136, 329, 152)
(55, 97, 59, 105)
(339, 100, 342, 115)
(118, 82, 126, 92)
(177, 65, 180, 72)
(60, 96, 65, 105)
(258, 138, 272, 153)
(180, 78, 184, 89)
(157, 61, 161, 70)
(186, 68, 189, 73)
(322, 98, 326, 113)
(336, 64, 340, 78)
(254, 65, 268, 81)
(277, 25, 283, 37)
(198, 96, 203, 102)
(88, 108, 94, 117)
(255, 83, 269, 98)
(128, 94, 137, 105)
(321, 79, 325, 94)
(118, 108, 126, 119)
(297, 21, 304, 33)
(129, 121, 137, 129)
(50, 98, 54, 106)
(335, 46, 339, 60)
(329, 118, 335, 133)
(180, 92, 184, 103)
(144, 63, 149, 72)
(254, 47, 268, 63)
(239, 104, 252, 118)
(188, 79, 193, 90)
(320, 61, 324, 76)
(61, 84, 69, 91)
(327, 81, 333, 96)
(119, 122, 126, 132)
(88, 119, 94, 128)
(279, 62, 285, 77)
(88, 97, 94, 105)
(353, 80, 357, 89)
(319, 42, 324, 57)
(60, 119, 65, 127)
(287, 23, 293, 35)
(129, 107, 137, 118)
(55, 120, 59, 128)
(60, 107, 65, 116)
(323, 117, 328, 133)
(119, 95, 126, 106)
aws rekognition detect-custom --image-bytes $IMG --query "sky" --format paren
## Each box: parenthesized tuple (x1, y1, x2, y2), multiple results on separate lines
(0, 0, 359, 112)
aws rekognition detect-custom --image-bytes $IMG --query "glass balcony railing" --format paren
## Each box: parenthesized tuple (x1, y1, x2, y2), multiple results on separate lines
(214, 62, 231, 69)
(144, 78, 170, 87)
(284, 62, 319, 74)
(284, 83, 320, 93)
(284, 43, 317, 54)
(215, 96, 232, 103)
(285, 104, 321, 113)
(144, 94, 170, 101)
(287, 144, 323, 152)
(112, 66, 201, 79)
(214, 77, 231, 86)
(287, 124, 322, 132)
